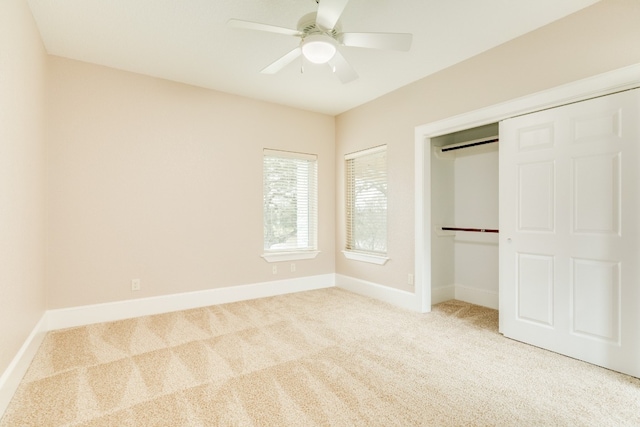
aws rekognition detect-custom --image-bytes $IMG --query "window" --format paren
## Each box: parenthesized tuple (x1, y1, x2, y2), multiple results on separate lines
(263, 149, 318, 262)
(345, 145, 388, 264)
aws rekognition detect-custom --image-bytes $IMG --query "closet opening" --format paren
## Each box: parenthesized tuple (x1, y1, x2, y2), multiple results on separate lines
(430, 123, 499, 310)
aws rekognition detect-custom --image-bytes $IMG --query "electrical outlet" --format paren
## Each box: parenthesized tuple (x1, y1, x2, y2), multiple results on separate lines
(131, 279, 141, 291)
(290, 263, 296, 272)
(272, 265, 277, 274)
(408, 274, 414, 286)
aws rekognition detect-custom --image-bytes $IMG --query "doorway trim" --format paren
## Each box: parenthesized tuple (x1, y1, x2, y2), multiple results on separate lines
(413, 63, 640, 313)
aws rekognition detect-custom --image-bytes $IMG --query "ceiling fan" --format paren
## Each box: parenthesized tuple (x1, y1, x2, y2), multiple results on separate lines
(228, 0, 412, 83)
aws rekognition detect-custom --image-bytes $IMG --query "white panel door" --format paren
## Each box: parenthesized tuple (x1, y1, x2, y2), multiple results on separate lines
(499, 89, 640, 378)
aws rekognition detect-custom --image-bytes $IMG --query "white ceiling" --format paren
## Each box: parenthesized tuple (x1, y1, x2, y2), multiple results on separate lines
(27, 0, 600, 116)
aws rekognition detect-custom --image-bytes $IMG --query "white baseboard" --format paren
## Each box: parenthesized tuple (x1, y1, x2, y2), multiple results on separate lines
(454, 285, 499, 310)
(47, 274, 336, 331)
(432, 285, 455, 305)
(0, 315, 48, 417)
(335, 274, 417, 311)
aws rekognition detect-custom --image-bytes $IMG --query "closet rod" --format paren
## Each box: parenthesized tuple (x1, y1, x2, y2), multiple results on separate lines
(441, 137, 498, 152)
(442, 227, 499, 233)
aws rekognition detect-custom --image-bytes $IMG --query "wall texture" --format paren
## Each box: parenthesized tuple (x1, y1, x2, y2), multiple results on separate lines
(0, 0, 47, 375)
(335, 0, 640, 292)
(46, 58, 335, 309)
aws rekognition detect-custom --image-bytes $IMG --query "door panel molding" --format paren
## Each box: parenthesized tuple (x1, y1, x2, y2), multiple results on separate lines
(499, 89, 639, 377)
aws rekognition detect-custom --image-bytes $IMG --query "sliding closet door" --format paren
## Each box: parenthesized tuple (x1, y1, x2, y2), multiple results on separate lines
(499, 88, 640, 378)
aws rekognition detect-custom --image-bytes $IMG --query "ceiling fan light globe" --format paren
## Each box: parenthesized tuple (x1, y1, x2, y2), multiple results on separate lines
(301, 35, 337, 64)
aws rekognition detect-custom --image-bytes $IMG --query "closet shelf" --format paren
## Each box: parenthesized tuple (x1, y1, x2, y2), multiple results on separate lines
(442, 227, 499, 233)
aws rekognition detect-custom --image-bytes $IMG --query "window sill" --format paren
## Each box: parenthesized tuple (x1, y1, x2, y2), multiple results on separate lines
(342, 251, 389, 265)
(261, 251, 320, 263)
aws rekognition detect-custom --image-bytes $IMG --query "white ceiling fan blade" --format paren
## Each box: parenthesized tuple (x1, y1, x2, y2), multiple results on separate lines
(316, 0, 350, 30)
(261, 47, 302, 74)
(227, 19, 302, 37)
(328, 50, 358, 84)
(340, 32, 413, 51)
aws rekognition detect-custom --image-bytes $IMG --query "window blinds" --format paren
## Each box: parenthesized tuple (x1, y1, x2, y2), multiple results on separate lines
(345, 146, 387, 255)
(263, 149, 318, 252)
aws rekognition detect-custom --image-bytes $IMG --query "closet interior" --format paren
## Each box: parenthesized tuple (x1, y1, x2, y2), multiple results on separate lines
(431, 123, 499, 309)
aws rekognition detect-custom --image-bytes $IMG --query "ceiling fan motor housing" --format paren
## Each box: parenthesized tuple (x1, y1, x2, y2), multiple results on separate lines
(298, 12, 340, 37)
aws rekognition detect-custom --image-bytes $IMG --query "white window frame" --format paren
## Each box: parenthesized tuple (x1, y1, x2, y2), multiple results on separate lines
(344, 145, 389, 265)
(262, 149, 319, 263)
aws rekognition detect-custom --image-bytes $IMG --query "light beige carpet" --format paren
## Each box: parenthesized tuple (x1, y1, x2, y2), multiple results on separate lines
(1, 288, 639, 426)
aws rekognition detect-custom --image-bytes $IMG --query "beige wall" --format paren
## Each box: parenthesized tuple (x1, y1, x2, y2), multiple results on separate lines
(46, 58, 335, 309)
(335, 0, 640, 291)
(0, 0, 47, 374)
